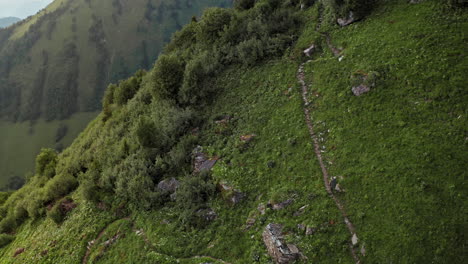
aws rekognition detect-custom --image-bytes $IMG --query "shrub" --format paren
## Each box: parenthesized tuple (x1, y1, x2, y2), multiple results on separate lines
(43, 173, 78, 203)
(47, 197, 76, 224)
(102, 83, 117, 120)
(176, 171, 216, 228)
(0, 215, 16, 233)
(13, 203, 28, 223)
(151, 53, 185, 102)
(0, 234, 14, 249)
(179, 51, 222, 105)
(197, 8, 233, 45)
(234, 0, 256, 10)
(135, 117, 167, 149)
(35, 148, 58, 178)
(165, 21, 198, 53)
(114, 77, 140, 105)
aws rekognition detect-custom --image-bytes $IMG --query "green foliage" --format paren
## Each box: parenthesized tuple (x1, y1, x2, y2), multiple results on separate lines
(35, 148, 58, 178)
(0, 234, 14, 249)
(151, 53, 185, 102)
(43, 173, 78, 203)
(0, 215, 16, 233)
(176, 171, 216, 227)
(234, 0, 257, 10)
(47, 197, 75, 224)
(196, 8, 233, 45)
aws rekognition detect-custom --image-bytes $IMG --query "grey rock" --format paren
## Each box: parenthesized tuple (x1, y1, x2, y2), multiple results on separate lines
(305, 226, 316, 236)
(262, 223, 300, 264)
(196, 208, 217, 222)
(352, 84, 371, 96)
(269, 199, 293, 210)
(303, 44, 316, 57)
(337, 11, 355, 27)
(352, 233, 359, 246)
(297, 224, 306, 232)
(258, 203, 266, 215)
(218, 181, 246, 205)
(157, 178, 180, 193)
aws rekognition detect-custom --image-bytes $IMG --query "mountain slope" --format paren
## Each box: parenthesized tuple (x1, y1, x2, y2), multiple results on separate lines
(0, 0, 231, 121)
(0, 0, 231, 189)
(0, 0, 466, 263)
(0, 17, 21, 28)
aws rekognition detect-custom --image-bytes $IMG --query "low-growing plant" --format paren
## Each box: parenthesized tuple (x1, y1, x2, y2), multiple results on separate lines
(0, 234, 14, 249)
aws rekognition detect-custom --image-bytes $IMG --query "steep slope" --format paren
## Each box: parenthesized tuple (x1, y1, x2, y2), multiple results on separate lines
(0, 0, 231, 189)
(0, 0, 466, 263)
(0, 18, 21, 28)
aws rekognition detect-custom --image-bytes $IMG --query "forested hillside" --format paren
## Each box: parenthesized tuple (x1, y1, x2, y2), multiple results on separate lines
(0, 0, 231, 190)
(0, 0, 466, 263)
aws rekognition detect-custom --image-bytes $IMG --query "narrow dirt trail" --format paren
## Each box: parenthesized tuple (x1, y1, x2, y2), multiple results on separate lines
(82, 217, 130, 264)
(132, 225, 232, 264)
(298, 62, 361, 263)
(83, 217, 231, 264)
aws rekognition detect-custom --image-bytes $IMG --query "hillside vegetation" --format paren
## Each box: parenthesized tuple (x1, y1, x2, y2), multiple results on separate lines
(0, 0, 466, 263)
(0, 0, 231, 189)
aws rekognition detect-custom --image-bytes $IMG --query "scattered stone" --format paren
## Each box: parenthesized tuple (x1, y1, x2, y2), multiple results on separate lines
(218, 181, 246, 205)
(157, 177, 180, 193)
(240, 134, 256, 143)
(40, 249, 48, 256)
(196, 208, 217, 222)
(257, 203, 266, 215)
(351, 84, 371, 96)
(303, 44, 316, 57)
(297, 224, 306, 232)
(262, 224, 301, 264)
(361, 244, 366, 256)
(267, 160, 276, 168)
(192, 146, 219, 173)
(214, 115, 232, 125)
(293, 205, 308, 216)
(337, 11, 356, 27)
(330, 176, 337, 191)
(352, 233, 359, 246)
(335, 183, 343, 193)
(246, 218, 256, 229)
(268, 199, 293, 210)
(13, 248, 25, 258)
(305, 226, 316, 236)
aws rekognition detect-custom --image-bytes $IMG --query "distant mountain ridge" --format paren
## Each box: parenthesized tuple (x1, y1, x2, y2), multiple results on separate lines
(0, 0, 231, 122)
(0, 17, 21, 28)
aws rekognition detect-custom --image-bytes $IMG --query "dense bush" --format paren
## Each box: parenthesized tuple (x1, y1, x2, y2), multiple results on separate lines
(176, 171, 215, 227)
(35, 148, 58, 178)
(0, 234, 14, 249)
(151, 53, 185, 102)
(0, 215, 16, 233)
(43, 174, 79, 203)
(234, 0, 257, 10)
(47, 197, 75, 224)
(196, 8, 233, 46)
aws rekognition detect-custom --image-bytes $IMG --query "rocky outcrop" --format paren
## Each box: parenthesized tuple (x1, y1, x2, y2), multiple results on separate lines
(157, 178, 180, 193)
(196, 208, 217, 222)
(268, 199, 293, 210)
(352, 84, 371, 96)
(303, 44, 316, 57)
(218, 181, 246, 205)
(337, 11, 355, 27)
(262, 224, 300, 264)
(193, 146, 219, 173)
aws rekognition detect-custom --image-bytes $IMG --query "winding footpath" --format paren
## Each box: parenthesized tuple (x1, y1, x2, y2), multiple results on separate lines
(82, 217, 231, 264)
(297, 32, 361, 263)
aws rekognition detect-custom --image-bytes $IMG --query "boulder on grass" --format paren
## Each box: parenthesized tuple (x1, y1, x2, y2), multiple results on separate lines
(262, 223, 301, 264)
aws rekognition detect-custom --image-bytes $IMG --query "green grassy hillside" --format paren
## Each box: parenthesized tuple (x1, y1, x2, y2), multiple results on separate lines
(0, 0, 231, 189)
(0, 0, 466, 263)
